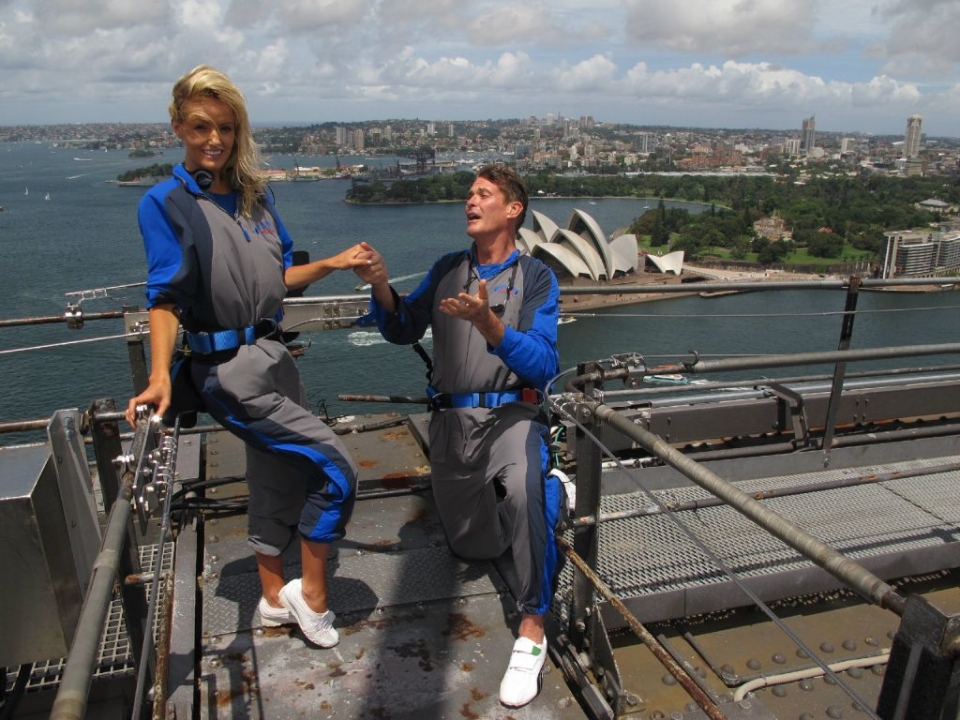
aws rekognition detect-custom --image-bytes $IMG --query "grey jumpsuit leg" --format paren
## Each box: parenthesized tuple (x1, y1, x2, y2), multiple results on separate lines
(196, 339, 358, 545)
(429, 403, 562, 615)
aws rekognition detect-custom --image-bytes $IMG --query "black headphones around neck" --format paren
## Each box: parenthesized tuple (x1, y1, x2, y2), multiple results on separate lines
(191, 169, 214, 190)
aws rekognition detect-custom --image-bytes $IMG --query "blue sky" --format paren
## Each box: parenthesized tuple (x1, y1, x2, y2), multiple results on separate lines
(1, 0, 957, 136)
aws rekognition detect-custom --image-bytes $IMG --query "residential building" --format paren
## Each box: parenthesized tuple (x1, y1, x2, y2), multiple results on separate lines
(801, 115, 816, 154)
(905, 115, 922, 159)
(882, 229, 960, 278)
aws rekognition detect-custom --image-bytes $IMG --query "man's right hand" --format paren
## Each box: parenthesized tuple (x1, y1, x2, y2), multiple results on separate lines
(354, 242, 396, 311)
(353, 242, 388, 285)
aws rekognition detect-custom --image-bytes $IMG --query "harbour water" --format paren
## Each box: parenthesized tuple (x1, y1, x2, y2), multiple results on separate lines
(2, 141, 960, 444)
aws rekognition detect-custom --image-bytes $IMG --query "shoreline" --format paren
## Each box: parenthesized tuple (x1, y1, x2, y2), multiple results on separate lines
(558, 265, 827, 312)
(558, 265, 957, 313)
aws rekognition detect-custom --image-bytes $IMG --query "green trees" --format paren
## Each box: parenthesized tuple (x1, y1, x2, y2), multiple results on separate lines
(346, 171, 475, 205)
(346, 169, 959, 269)
(622, 172, 955, 267)
(116, 163, 173, 181)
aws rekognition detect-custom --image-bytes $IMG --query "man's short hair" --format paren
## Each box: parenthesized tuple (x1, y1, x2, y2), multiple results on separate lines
(476, 164, 528, 229)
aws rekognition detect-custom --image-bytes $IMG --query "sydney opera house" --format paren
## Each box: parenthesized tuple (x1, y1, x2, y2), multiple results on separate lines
(517, 208, 686, 309)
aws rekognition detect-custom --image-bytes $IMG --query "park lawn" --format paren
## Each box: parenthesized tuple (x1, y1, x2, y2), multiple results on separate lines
(788, 247, 876, 266)
(636, 235, 877, 268)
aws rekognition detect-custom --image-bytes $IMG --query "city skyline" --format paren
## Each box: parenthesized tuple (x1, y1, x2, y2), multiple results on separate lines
(1, 0, 958, 136)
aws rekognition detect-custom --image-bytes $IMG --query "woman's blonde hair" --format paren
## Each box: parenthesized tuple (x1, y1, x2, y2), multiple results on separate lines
(169, 65, 266, 217)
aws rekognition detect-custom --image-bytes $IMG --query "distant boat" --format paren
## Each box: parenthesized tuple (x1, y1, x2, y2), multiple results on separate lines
(559, 315, 577, 325)
(45, 192, 50, 201)
(24, 187, 28, 196)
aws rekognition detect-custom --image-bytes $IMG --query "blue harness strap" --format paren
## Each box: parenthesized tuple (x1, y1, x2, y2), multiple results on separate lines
(185, 326, 257, 355)
(428, 387, 541, 410)
(184, 313, 284, 355)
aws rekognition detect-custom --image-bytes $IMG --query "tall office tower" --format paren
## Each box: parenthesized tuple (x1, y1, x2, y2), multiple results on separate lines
(335, 126, 347, 147)
(801, 115, 816, 153)
(905, 115, 922, 158)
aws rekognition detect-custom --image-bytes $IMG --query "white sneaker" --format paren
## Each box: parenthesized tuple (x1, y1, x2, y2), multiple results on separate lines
(499, 636, 547, 707)
(548, 468, 577, 516)
(278, 578, 339, 648)
(258, 596, 294, 627)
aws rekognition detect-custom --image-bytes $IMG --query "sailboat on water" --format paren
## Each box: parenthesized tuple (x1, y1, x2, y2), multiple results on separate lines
(45, 192, 50, 201)
(24, 187, 28, 196)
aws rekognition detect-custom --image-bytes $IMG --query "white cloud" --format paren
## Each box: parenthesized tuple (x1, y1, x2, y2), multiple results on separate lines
(274, 0, 375, 31)
(0, 0, 957, 134)
(464, 4, 565, 46)
(552, 55, 619, 92)
(623, 0, 818, 56)
(35, 0, 167, 35)
(871, 0, 960, 78)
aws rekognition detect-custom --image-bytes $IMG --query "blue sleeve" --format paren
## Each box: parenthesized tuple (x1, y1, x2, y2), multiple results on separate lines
(138, 184, 188, 310)
(371, 265, 437, 345)
(265, 195, 295, 270)
(371, 252, 467, 344)
(492, 260, 560, 390)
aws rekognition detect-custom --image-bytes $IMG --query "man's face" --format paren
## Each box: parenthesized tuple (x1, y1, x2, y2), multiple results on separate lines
(465, 176, 521, 240)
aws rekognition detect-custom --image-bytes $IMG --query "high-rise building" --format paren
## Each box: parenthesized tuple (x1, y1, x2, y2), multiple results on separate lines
(801, 115, 816, 153)
(905, 115, 922, 158)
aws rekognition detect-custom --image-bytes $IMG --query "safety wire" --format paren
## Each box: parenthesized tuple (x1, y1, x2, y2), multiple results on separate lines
(0, 313, 331, 358)
(0, 331, 136, 356)
(3, 300, 957, 356)
(547, 361, 883, 719)
(560, 302, 960, 321)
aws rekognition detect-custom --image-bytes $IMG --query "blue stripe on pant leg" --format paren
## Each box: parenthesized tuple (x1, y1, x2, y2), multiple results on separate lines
(533, 423, 562, 615)
(204, 398, 356, 543)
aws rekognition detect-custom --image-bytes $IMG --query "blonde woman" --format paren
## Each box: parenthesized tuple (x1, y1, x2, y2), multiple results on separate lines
(127, 65, 370, 648)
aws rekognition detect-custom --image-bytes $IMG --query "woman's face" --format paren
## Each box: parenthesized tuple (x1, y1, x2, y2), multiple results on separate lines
(173, 95, 236, 192)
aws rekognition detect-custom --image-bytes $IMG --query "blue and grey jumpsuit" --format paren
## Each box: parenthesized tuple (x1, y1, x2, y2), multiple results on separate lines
(138, 164, 357, 553)
(370, 246, 563, 616)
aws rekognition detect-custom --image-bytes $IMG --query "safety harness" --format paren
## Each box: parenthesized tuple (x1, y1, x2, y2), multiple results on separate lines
(416, 254, 540, 411)
(184, 318, 280, 355)
(427, 387, 541, 410)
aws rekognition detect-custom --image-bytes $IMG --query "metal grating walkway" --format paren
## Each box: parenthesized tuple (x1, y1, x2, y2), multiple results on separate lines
(3, 541, 174, 696)
(558, 454, 960, 626)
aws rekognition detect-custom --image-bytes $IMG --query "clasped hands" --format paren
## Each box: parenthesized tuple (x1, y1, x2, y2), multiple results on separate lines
(353, 242, 494, 324)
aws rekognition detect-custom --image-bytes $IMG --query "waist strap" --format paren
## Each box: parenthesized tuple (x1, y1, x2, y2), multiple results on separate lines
(184, 320, 278, 355)
(429, 388, 540, 410)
